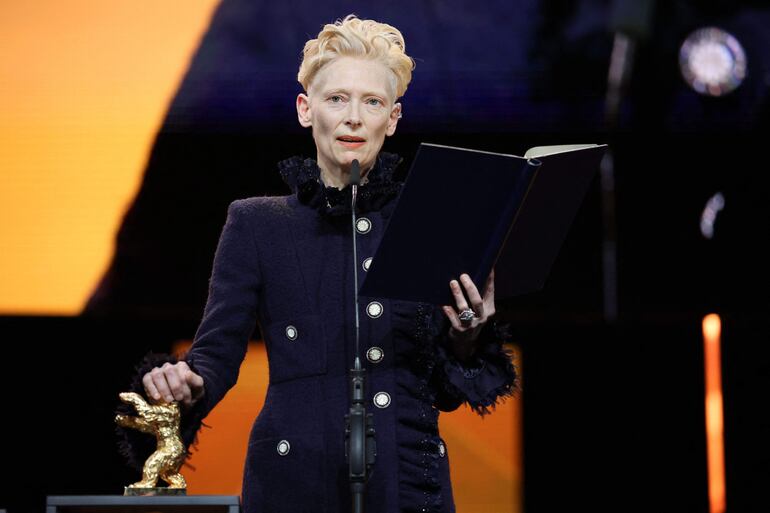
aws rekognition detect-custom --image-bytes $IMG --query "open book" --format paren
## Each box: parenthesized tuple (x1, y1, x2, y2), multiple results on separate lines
(358, 142, 608, 305)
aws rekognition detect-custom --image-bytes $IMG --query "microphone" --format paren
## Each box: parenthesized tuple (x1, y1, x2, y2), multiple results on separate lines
(350, 158, 361, 186)
(345, 159, 376, 513)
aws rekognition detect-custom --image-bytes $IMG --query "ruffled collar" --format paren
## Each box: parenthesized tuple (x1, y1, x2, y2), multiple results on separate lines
(278, 152, 404, 217)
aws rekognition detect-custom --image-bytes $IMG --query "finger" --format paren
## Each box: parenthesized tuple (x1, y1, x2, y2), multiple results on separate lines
(185, 369, 205, 388)
(484, 269, 495, 296)
(185, 369, 205, 401)
(442, 305, 464, 333)
(460, 274, 484, 317)
(150, 367, 174, 403)
(176, 367, 194, 405)
(178, 361, 204, 388)
(164, 364, 191, 404)
(450, 279, 469, 311)
(483, 272, 495, 314)
(178, 361, 205, 405)
(142, 373, 162, 402)
(176, 361, 197, 398)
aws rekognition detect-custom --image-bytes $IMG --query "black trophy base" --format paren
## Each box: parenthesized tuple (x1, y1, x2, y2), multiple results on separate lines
(47, 494, 240, 513)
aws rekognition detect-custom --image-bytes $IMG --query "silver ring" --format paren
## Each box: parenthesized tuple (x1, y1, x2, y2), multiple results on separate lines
(458, 308, 476, 323)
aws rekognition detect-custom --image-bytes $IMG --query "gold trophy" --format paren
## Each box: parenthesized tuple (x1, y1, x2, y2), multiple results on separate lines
(115, 392, 187, 495)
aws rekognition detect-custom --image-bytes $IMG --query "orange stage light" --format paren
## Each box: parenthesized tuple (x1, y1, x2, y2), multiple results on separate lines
(702, 313, 725, 513)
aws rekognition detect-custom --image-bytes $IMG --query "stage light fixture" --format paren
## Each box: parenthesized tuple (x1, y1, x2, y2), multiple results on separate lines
(679, 27, 747, 97)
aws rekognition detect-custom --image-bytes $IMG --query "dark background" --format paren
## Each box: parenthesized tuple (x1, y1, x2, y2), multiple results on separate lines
(2, 1, 768, 512)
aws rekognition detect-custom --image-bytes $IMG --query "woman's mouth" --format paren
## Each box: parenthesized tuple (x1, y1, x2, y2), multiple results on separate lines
(337, 136, 366, 149)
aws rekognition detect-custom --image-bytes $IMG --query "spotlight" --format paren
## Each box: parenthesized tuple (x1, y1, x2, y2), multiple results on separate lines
(679, 27, 747, 97)
(700, 192, 725, 240)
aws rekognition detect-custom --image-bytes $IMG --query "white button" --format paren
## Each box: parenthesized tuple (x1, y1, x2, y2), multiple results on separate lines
(363, 257, 373, 271)
(277, 440, 290, 456)
(366, 301, 383, 318)
(438, 441, 446, 458)
(285, 325, 298, 341)
(373, 391, 391, 408)
(355, 217, 372, 234)
(366, 346, 384, 363)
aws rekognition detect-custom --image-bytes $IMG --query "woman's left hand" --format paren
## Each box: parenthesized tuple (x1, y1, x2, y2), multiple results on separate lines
(441, 268, 495, 360)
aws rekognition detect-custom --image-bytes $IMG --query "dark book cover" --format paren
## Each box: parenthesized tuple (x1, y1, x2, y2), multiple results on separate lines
(359, 143, 607, 305)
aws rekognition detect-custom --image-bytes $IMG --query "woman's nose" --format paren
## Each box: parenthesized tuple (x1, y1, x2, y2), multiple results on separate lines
(345, 101, 362, 127)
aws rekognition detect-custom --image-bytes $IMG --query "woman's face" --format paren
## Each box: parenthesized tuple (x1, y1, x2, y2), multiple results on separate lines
(296, 56, 401, 182)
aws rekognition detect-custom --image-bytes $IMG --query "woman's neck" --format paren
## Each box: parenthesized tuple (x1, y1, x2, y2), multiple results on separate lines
(320, 166, 370, 190)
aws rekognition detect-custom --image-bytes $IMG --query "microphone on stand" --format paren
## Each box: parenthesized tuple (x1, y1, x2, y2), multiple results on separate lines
(344, 159, 376, 513)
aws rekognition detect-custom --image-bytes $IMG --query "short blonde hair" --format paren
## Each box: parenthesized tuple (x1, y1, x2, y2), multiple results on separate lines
(298, 14, 415, 99)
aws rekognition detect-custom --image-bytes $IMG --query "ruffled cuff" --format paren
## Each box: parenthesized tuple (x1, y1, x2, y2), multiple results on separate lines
(433, 318, 519, 416)
(114, 351, 209, 472)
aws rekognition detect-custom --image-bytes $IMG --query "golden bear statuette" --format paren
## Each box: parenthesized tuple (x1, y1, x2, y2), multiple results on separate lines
(115, 392, 187, 495)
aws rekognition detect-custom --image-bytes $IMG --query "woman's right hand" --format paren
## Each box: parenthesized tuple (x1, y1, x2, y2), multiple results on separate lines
(142, 361, 205, 409)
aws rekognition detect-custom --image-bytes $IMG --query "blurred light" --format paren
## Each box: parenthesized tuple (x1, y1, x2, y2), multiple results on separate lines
(702, 313, 726, 513)
(700, 192, 725, 239)
(680, 27, 747, 97)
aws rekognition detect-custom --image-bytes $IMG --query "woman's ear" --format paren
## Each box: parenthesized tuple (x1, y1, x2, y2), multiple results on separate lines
(296, 93, 312, 127)
(386, 102, 402, 136)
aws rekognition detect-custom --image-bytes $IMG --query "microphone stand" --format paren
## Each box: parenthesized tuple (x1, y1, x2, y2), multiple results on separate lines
(344, 159, 376, 513)
(602, 0, 655, 322)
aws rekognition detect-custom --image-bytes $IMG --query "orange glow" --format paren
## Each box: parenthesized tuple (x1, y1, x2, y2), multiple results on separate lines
(175, 341, 523, 512)
(0, 1, 220, 314)
(702, 313, 725, 513)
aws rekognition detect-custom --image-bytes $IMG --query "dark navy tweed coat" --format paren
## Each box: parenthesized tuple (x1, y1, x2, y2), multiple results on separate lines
(183, 152, 517, 513)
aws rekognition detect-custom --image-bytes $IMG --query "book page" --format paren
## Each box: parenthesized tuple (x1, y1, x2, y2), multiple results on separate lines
(524, 144, 599, 158)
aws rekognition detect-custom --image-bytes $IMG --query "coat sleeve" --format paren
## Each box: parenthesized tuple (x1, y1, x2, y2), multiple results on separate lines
(429, 307, 518, 416)
(184, 198, 261, 418)
(116, 199, 261, 470)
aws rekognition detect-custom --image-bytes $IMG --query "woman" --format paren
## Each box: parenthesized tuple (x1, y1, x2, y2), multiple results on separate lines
(130, 15, 517, 513)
